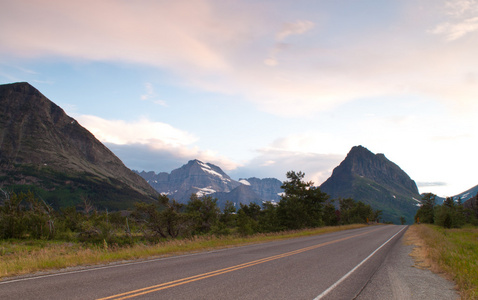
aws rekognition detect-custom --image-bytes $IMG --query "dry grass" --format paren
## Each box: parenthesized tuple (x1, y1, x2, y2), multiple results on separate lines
(406, 224, 478, 300)
(0, 224, 366, 280)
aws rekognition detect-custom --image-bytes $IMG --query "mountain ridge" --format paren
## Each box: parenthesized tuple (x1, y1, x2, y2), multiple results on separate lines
(320, 145, 421, 224)
(136, 160, 283, 207)
(0, 82, 158, 209)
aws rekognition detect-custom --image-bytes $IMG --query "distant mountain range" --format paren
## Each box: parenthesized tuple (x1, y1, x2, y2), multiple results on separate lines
(0, 82, 158, 209)
(135, 160, 283, 208)
(320, 146, 422, 224)
(138, 146, 477, 224)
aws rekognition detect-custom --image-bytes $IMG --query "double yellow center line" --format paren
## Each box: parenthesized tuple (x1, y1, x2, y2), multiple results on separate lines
(98, 228, 381, 299)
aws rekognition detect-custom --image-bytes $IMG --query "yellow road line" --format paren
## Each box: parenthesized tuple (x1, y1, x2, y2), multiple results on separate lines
(98, 227, 383, 300)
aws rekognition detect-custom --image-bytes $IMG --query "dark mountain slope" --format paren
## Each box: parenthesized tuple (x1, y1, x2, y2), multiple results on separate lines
(463, 193, 478, 219)
(320, 146, 421, 224)
(0, 82, 158, 209)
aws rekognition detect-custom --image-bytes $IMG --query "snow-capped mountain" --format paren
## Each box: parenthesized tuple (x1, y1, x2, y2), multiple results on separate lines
(238, 177, 283, 202)
(453, 184, 478, 202)
(136, 160, 284, 207)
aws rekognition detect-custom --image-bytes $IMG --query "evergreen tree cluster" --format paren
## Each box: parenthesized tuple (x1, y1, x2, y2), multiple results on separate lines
(0, 171, 383, 243)
(414, 193, 477, 228)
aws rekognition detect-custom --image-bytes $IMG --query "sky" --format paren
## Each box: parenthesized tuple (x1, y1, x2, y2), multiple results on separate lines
(1, 0, 477, 198)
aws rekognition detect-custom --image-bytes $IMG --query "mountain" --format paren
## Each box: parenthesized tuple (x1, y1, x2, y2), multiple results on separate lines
(453, 184, 478, 202)
(0, 82, 158, 209)
(136, 161, 283, 207)
(213, 184, 264, 208)
(238, 177, 283, 202)
(320, 145, 421, 224)
(463, 194, 478, 219)
(137, 159, 241, 203)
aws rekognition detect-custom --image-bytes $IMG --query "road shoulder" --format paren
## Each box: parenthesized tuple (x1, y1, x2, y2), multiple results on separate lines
(356, 227, 459, 300)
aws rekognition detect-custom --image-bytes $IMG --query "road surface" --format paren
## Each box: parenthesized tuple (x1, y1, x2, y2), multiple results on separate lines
(0, 225, 448, 299)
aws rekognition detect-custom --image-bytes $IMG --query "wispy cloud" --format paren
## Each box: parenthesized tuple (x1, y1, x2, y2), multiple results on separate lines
(429, 16, 478, 40)
(276, 20, 314, 41)
(140, 83, 167, 106)
(2, 0, 478, 117)
(429, 0, 478, 40)
(76, 115, 197, 147)
(0, 0, 230, 71)
(265, 20, 314, 67)
(76, 115, 241, 172)
(140, 83, 154, 101)
(417, 182, 448, 187)
(232, 147, 343, 185)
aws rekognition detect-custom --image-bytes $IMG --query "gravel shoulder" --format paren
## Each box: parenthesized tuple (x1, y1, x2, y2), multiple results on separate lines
(356, 227, 459, 300)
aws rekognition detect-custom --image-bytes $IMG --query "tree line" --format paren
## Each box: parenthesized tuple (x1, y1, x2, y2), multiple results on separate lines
(415, 193, 478, 228)
(0, 171, 382, 243)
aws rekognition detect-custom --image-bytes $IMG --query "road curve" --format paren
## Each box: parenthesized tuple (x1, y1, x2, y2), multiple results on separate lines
(0, 225, 407, 299)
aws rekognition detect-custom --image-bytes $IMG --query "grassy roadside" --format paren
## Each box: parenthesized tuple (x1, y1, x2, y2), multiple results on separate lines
(0, 224, 366, 280)
(407, 224, 478, 299)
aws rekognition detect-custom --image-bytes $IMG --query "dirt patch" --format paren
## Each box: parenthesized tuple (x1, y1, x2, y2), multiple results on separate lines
(404, 226, 437, 272)
(405, 225, 459, 294)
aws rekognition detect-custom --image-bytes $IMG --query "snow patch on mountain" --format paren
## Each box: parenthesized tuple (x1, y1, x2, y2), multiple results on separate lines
(195, 186, 216, 197)
(239, 179, 251, 186)
(197, 160, 230, 182)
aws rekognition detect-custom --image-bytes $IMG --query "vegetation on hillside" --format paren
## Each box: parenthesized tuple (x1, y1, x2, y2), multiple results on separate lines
(0, 171, 381, 243)
(415, 193, 478, 228)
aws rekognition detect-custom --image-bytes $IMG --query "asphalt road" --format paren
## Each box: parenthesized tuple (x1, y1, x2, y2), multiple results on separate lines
(0, 225, 442, 300)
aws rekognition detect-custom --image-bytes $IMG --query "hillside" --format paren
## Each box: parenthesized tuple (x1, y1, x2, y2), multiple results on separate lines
(0, 82, 158, 209)
(320, 145, 421, 224)
(453, 184, 478, 202)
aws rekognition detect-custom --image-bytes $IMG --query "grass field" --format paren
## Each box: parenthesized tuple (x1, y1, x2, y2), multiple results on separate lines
(0, 224, 366, 280)
(410, 224, 478, 299)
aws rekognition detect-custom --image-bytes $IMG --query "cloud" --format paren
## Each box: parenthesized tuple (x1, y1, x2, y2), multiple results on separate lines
(429, 0, 478, 40)
(228, 132, 346, 183)
(0, 0, 230, 72)
(429, 16, 478, 40)
(276, 20, 315, 41)
(76, 115, 197, 147)
(230, 148, 343, 185)
(417, 182, 448, 187)
(105, 142, 240, 173)
(264, 21, 313, 67)
(444, 0, 478, 17)
(2, 1, 478, 118)
(140, 83, 154, 101)
(140, 82, 167, 106)
(75, 115, 241, 172)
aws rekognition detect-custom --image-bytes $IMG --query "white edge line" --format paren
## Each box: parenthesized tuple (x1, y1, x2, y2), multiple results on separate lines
(314, 226, 407, 300)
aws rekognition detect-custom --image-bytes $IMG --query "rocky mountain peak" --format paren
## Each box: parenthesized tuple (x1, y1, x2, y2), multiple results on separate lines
(320, 145, 421, 224)
(330, 145, 419, 195)
(0, 82, 158, 209)
(136, 162, 284, 207)
(137, 160, 241, 203)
